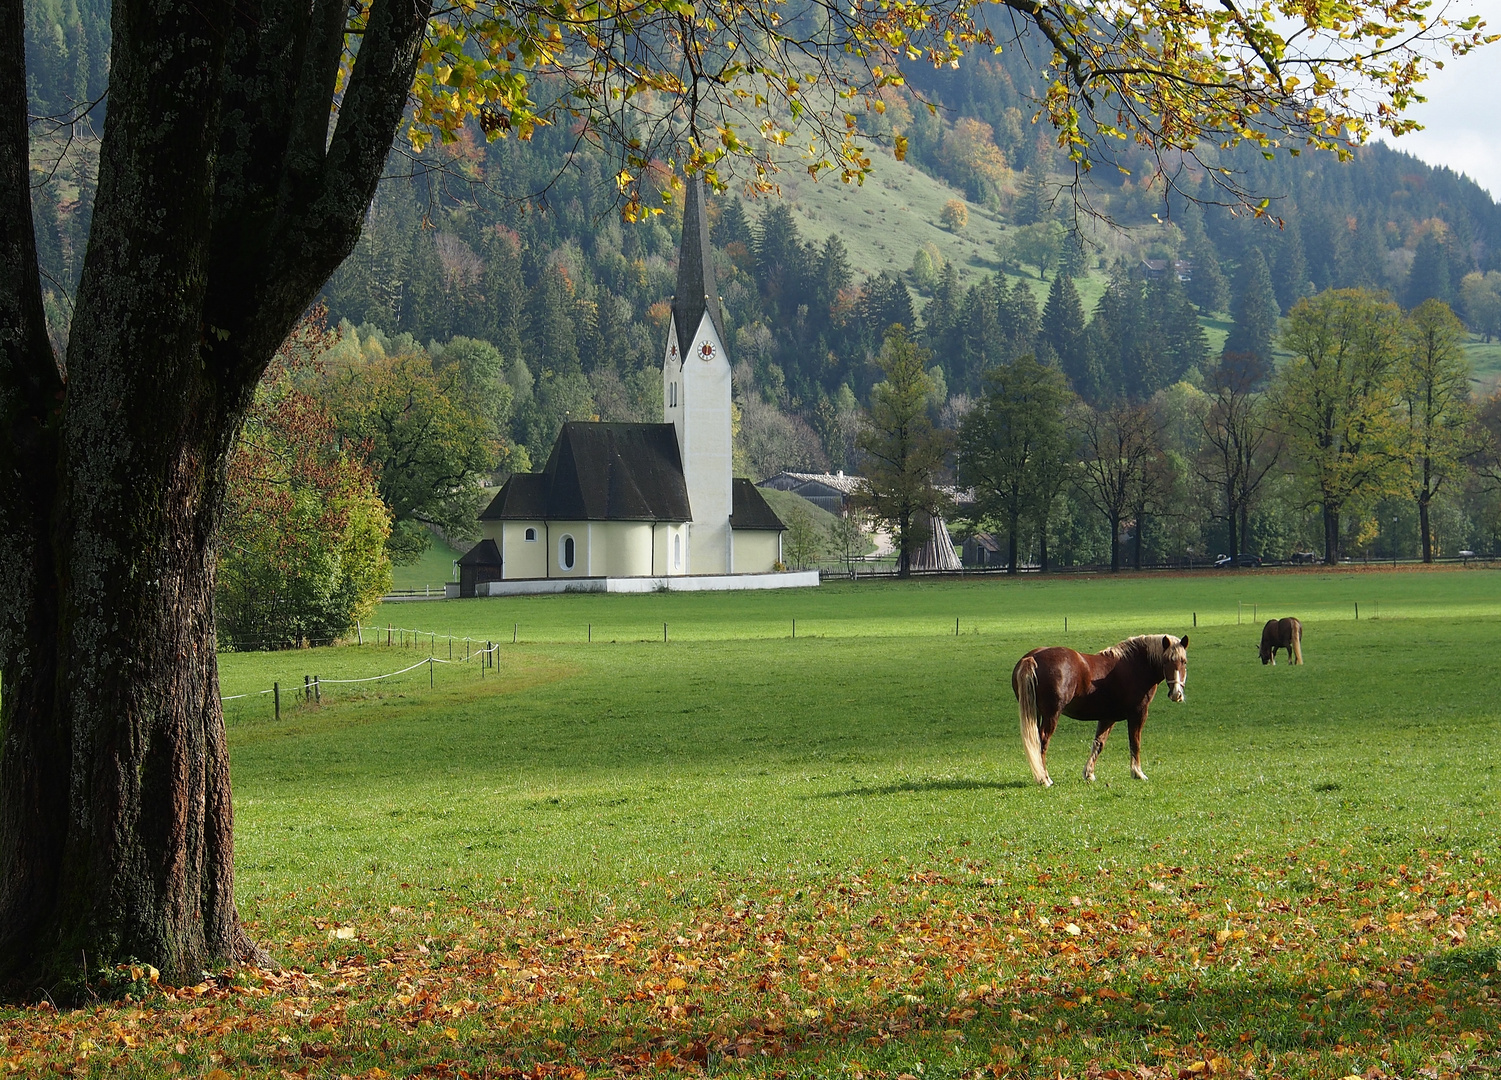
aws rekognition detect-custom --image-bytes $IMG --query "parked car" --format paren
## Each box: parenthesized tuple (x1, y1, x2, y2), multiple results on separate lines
(1215, 553, 1262, 568)
(1289, 551, 1318, 565)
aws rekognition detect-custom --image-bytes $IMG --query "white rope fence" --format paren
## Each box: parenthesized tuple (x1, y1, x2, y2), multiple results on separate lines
(220, 641, 503, 717)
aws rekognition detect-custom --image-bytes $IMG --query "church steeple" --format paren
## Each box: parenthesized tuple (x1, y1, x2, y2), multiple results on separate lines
(670, 178, 726, 365)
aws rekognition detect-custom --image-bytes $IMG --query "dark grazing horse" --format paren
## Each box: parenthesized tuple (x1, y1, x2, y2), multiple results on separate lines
(1259, 617, 1303, 665)
(1011, 635, 1189, 786)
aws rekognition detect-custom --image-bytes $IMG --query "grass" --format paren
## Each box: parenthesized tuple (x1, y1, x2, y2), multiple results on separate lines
(7, 567, 1501, 1078)
(1465, 333, 1501, 395)
(388, 531, 466, 593)
(756, 488, 843, 538)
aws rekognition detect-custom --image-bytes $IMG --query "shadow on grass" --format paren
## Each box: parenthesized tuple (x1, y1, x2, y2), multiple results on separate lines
(815, 778, 1033, 798)
(451, 956, 1500, 1078)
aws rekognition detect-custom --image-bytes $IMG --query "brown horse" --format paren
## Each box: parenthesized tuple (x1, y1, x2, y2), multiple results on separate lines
(1259, 617, 1303, 665)
(1012, 635, 1189, 786)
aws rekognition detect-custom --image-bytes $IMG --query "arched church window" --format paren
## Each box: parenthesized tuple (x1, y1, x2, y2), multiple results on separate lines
(673, 534, 681, 570)
(524, 527, 537, 542)
(560, 535, 576, 570)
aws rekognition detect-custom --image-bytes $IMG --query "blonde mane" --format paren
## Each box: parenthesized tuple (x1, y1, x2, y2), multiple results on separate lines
(1100, 634, 1186, 667)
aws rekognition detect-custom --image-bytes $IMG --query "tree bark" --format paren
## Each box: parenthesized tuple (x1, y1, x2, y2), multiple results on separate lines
(1226, 493, 1239, 559)
(0, 0, 432, 989)
(1006, 512, 1019, 574)
(1419, 496, 1432, 563)
(1110, 513, 1121, 572)
(1323, 503, 1339, 565)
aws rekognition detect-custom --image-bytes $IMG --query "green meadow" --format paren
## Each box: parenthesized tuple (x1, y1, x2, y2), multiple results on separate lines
(8, 567, 1501, 1079)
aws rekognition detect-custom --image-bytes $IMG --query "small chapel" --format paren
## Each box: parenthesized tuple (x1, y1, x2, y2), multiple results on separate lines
(461, 181, 809, 596)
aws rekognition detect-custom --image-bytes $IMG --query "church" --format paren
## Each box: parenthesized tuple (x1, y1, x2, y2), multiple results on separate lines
(457, 181, 816, 597)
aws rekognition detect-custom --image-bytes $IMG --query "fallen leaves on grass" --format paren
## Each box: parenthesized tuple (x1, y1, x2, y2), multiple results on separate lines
(2, 850, 1499, 1078)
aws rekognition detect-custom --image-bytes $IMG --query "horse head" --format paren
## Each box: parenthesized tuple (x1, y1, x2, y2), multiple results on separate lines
(1162, 634, 1188, 702)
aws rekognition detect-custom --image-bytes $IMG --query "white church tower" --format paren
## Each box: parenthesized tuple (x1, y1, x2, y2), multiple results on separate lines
(663, 180, 733, 574)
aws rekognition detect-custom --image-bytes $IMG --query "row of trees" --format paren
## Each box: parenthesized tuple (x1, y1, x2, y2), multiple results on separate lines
(856, 292, 1495, 574)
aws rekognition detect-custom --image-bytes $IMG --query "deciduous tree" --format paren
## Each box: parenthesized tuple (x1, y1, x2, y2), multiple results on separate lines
(1195, 355, 1283, 558)
(218, 323, 392, 650)
(318, 351, 500, 563)
(1075, 401, 1164, 572)
(957, 355, 1072, 573)
(1400, 300, 1474, 562)
(1274, 290, 1406, 563)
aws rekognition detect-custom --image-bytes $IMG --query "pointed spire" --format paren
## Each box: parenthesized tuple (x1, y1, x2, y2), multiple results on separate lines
(670, 178, 726, 363)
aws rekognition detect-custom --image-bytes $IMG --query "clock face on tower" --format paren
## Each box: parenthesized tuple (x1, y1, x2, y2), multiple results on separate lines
(699, 342, 716, 361)
(668, 344, 678, 360)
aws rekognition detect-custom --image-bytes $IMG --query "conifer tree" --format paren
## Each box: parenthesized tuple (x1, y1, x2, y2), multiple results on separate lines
(1224, 249, 1280, 370)
(712, 196, 754, 251)
(852, 328, 953, 577)
(1137, 276, 1207, 393)
(1178, 206, 1228, 313)
(1015, 156, 1051, 226)
(1406, 231, 1453, 309)
(857, 272, 916, 352)
(1041, 273, 1087, 390)
(479, 229, 526, 364)
(1274, 219, 1310, 312)
(922, 262, 964, 364)
(1058, 228, 1088, 279)
(403, 230, 446, 341)
(814, 235, 853, 331)
(526, 265, 581, 375)
(1000, 278, 1042, 362)
(754, 203, 810, 317)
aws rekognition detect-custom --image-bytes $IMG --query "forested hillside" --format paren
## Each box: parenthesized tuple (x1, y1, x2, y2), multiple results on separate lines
(25, 4, 1501, 565)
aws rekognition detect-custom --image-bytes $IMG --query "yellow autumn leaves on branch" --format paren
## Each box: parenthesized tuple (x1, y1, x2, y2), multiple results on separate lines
(372, 0, 1498, 217)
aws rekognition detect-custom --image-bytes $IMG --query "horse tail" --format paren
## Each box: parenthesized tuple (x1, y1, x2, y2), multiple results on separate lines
(1292, 619, 1303, 665)
(1014, 656, 1048, 785)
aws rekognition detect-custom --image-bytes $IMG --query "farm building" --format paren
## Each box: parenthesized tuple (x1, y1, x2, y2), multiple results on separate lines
(464, 181, 804, 597)
(757, 471, 864, 517)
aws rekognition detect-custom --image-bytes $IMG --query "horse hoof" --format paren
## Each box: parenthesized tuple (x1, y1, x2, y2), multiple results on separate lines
(1042, 776, 1054, 788)
(1133, 772, 1148, 781)
(1084, 771, 1095, 782)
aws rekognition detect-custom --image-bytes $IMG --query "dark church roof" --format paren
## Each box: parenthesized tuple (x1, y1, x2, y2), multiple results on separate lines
(456, 538, 502, 567)
(480, 422, 692, 523)
(670, 179, 727, 364)
(729, 478, 786, 531)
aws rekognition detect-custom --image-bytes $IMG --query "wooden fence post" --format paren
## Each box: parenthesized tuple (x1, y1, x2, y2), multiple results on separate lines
(274, 682, 279, 721)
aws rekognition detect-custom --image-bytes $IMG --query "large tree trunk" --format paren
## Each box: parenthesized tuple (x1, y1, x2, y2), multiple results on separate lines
(1323, 503, 1339, 565)
(1109, 513, 1121, 572)
(1038, 519, 1049, 573)
(0, 0, 431, 989)
(1419, 496, 1432, 563)
(1007, 511, 1019, 574)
